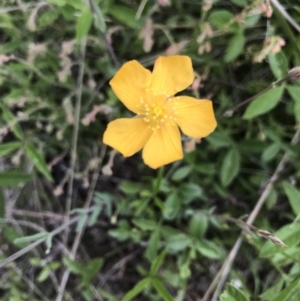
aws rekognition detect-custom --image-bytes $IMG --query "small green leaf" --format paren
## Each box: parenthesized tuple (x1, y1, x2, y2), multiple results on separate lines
(209, 10, 234, 29)
(195, 239, 222, 259)
(90, 0, 106, 33)
(268, 52, 288, 80)
(206, 130, 232, 148)
(287, 85, 300, 122)
(132, 219, 157, 231)
(282, 181, 300, 216)
(189, 212, 208, 238)
(150, 249, 167, 275)
(0, 142, 22, 156)
(145, 229, 160, 261)
(121, 278, 150, 301)
(0, 171, 32, 187)
(224, 32, 245, 62)
(107, 5, 143, 29)
(14, 232, 48, 245)
(152, 278, 173, 301)
(166, 233, 191, 252)
(220, 148, 240, 186)
(63, 257, 85, 275)
(76, 6, 93, 40)
(220, 284, 249, 301)
(24, 143, 52, 181)
(230, 0, 247, 6)
(272, 279, 300, 301)
(1, 105, 24, 140)
(38, 9, 60, 27)
(180, 183, 203, 203)
(163, 193, 180, 220)
(85, 258, 104, 277)
(120, 181, 140, 195)
(37, 267, 52, 282)
(171, 166, 192, 181)
(262, 143, 280, 162)
(47, 0, 66, 5)
(243, 86, 284, 119)
(259, 279, 284, 300)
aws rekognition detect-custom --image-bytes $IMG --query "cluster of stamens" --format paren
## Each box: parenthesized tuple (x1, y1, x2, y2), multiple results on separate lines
(138, 88, 178, 131)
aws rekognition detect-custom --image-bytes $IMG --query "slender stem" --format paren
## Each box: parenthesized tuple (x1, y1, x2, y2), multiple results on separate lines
(0, 209, 95, 269)
(202, 128, 300, 301)
(63, 38, 87, 246)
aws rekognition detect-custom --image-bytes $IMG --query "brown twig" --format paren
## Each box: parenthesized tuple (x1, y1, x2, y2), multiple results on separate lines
(201, 128, 300, 301)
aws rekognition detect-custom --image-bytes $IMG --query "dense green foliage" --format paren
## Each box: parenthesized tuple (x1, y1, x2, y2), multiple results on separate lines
(1, 0, 300, 300)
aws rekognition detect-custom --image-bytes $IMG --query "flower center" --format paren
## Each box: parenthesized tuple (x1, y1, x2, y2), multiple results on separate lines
(138, 90, 177, 131)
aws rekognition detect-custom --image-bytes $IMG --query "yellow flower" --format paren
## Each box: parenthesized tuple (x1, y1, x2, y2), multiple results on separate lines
(103, 55, 217, 169)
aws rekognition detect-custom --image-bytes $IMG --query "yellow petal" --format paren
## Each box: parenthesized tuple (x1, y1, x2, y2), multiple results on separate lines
(142, 124, 183, 169)
(173, 96, 217, 138)
(150, 56, 194, 96)
(110, 60, 151, 114)
(103, 118, 151, 157)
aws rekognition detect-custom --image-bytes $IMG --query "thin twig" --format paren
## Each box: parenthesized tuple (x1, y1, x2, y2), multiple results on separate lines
(202, 128, 300, 301)
(0, 209, 95, 268)
(56, 145, 107, 301)
(63, 37, 87, 247)
(270, 0, 300, 33)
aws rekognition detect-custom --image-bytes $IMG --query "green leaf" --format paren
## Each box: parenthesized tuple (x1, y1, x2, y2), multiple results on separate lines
(206, 130, 231, 149)
(259, 223, 300, 257)
(76, 6, 93, 40)
(132, 219, 157, 231)
(152, 278, 173, 301)
(180, 183, 203, 203)
(224, 32, 245, 62)
(120, 181, 141, 195)
(287, 85, 300, 122)
(195, 239, 222, 259)
(150, 249, 167, 275)
(14, 232, 48, 245)
(268, 52, 288, 80)
(259, 279, 284, 300)
(90, 0, 106, 33)
(145, 229, 160, 261)
(24, 143, 52, 181)
(171, 166, 192, 181)
(38, 9, 60, 27)
(166, 233, 191, 252)
(282, 181, 300, 216)
(272, 279, 300, 301)
(3, 226, 27, 248)
(242, 86, 285, 119)
(63, 258, 86, 275)
(220, 148, 240, 186)
(0, 171, 32, 187)
(107, 5, 143, 29)
(0, 142, 22, 157)
(85, 258, 104, 277)
(163, 193, 180, 220)
(47, 0, 66, 5)
(220, 283, 249, 301)
(262, 143, 280, 162)
(230, 0, 247, 6)
(209, 10, 234, 29)
(1, 105, 24, 140)
(189, 212, 208, 238)
(121, 278, 150, 301)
